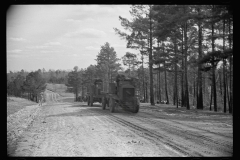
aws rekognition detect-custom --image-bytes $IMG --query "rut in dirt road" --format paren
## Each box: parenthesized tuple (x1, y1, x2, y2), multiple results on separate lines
(11, 100, 232, 157)
(80, 106, 232, 157)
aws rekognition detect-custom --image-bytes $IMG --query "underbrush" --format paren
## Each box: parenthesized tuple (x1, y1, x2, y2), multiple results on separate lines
(7, 96, 37, 116)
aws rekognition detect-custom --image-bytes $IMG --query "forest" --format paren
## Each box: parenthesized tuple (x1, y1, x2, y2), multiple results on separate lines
(7, 5, 232, 113)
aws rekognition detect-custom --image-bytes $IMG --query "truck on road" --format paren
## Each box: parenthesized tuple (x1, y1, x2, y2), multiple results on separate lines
(102, 74, 140, 113)
(87, 79, 104, 106)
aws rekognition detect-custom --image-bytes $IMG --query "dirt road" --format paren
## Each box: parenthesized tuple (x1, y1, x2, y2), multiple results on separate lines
(9, 95, 232, 157)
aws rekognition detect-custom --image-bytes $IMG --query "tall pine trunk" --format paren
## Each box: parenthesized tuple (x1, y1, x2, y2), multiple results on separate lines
(210, 85, 213, 111)
(108, 63, 110, 92)
(211, 60, 217, 112)
(228, 18, 233, 114)
(149, 6, 154, 105)
(141, 50, 146, 102)
(173, 38, 178, 107)
(164, 62, 169, 104)
(223, 18, 227, 113)
(157, 71, 159, 102)
(145, 82, 148, 103)
(156, 75, 158, 101)
(197, 7, 203, 109)
(193, 72, 196, 107)
(211, 6, 217, 112)
(158, 64, 161, 102)
(219, 70, 222, 96)
(181, 25, 185, 107)
(184, 19, 190, 110)
(157, 41, 161, 103)
(229, 57, 233, 114)
(226, 74, 230, 111)
(176, 73, 178, 108)
(196, 71, 199, 108)
(203, 73, 206, 105)
(173, 73, 176, 105)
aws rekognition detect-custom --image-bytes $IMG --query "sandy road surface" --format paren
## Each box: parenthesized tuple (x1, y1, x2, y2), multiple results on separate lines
(10, 95, 232, 157)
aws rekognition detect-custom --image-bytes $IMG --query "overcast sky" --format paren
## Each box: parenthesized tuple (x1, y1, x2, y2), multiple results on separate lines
(7, 5, 137, 73)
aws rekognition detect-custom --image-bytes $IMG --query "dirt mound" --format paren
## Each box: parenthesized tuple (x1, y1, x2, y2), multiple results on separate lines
(7, 97, 14, 102)
(7, 105, 41, 156)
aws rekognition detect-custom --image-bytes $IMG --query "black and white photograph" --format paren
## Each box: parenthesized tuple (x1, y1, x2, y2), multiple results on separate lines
(7, 5, 233, 157)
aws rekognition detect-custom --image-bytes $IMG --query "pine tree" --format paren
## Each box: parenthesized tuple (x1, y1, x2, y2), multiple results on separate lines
(66, 66, 81, 101)
(96, 42, 121, 92)
(122, 52, 139, 77)
(23, 71, 46, 102)
(114, 5, 155, 105)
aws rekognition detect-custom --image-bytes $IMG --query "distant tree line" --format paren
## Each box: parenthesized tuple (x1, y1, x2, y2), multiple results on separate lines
(7, 68, 71, 102)
(7, 69, 46, 102)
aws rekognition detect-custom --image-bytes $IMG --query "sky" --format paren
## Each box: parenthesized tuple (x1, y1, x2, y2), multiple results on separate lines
(7, 5, 137, 73)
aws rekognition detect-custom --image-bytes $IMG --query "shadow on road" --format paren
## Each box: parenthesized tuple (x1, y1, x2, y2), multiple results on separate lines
(46, 103, 136, 118)
(45, 102, 232, 124)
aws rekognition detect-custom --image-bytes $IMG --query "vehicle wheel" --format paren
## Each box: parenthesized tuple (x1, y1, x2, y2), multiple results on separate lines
(90, 96, 93, 106)
(132, 105, 139, 113)
(109, 98, 115, 113)
(87, 96, 90, 106)
(106, 98, 109, 108)
(102, 97, 106, 110)
(132, 98, 139, 113)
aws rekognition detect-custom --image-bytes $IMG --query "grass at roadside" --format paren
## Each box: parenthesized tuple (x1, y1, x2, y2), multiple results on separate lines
(7, 96, 37, 117)
(140, 102, 233, 117)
